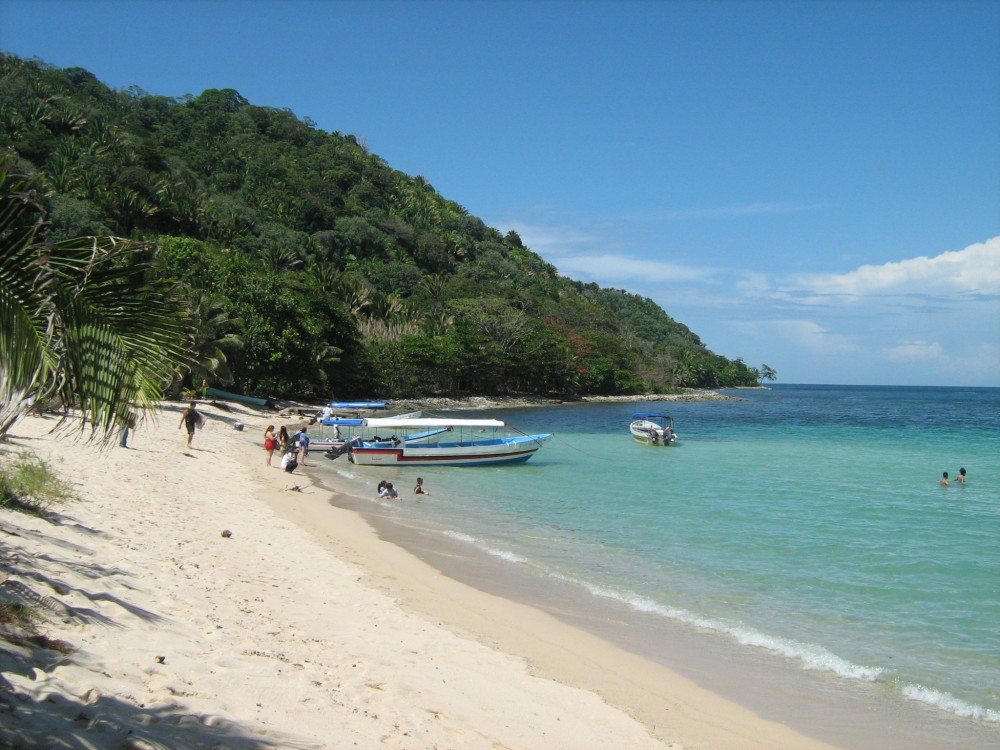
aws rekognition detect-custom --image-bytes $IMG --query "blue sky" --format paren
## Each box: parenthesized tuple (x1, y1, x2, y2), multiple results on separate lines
(3, 0, 998, 386)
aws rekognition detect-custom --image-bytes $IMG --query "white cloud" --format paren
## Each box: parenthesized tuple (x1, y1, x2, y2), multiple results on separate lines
(735, 271, 771, 297)
(496, 219, 714, 285)
(783, 237, 1000, 300)
(655, 202, 824, 221)
(492, 213, 999, 384)
(733, 319, 859, 354)
(883, 340, 944, 361)
(553, 253, 712, 284)
(502, 220, 602, 258)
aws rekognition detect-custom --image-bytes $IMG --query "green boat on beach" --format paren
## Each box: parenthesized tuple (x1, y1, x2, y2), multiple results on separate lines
(205, 387, 271, 408)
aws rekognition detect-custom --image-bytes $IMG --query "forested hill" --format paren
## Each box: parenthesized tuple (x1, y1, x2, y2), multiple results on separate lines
(0, 53, 765, 399)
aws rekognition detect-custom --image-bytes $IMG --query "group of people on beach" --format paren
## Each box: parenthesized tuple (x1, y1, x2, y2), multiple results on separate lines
(178, 403, 428, 487)
(377, 477, 429, 500)
(940, 467, 968, 486)
(264, 424, 310, 472)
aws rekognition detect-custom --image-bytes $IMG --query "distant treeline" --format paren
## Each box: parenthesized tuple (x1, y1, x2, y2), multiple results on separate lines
(0, 53, 770, 400)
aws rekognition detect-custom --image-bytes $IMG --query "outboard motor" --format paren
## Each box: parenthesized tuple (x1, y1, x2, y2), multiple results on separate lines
(325, 443, 351, 460)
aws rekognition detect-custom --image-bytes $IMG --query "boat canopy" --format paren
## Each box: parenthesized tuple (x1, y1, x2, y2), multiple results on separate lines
(361, 417, 506, 429)
(328, 401, 388, 410)
(319, 418, 364, 426)
(632, 413, 672, 420)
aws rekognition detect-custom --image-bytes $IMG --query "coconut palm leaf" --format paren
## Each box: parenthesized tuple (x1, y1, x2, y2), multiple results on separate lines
(0, 162, 190, 443)
(0, 172, 55, 431)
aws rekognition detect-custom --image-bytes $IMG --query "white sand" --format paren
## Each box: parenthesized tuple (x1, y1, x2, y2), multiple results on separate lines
(0, 402, 840, 749)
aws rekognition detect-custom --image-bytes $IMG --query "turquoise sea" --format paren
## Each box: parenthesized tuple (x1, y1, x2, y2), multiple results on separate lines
(316, 385, 1000, 742)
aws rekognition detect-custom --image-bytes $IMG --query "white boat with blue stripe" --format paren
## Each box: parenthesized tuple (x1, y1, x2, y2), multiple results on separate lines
(345, 417, 550, 466)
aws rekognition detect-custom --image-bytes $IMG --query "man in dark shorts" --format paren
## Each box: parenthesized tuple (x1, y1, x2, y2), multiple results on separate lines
(179, 401, 199, 448)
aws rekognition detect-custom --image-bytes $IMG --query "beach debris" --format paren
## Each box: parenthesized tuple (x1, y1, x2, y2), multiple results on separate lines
(288, 484, 310, 493)
(233, 422, 245, 431)
(221, 529, 232, 538)
(155, 655, 165, 664)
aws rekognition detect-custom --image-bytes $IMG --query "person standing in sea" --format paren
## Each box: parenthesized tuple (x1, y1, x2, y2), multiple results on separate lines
(940, 471, 950, 486)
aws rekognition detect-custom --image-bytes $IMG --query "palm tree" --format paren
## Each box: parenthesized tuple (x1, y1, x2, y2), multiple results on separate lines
(182, 292, 244, 389)
(0, 162, 189, 443)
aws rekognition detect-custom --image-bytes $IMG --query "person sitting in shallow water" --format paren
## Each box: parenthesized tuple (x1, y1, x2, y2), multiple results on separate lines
(956, 467, 967, 484)
(940, 471, 949, 486)
(414, 477, 429, 495)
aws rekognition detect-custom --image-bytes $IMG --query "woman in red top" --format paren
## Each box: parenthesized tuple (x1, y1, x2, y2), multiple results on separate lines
(264, 425, 277, 466)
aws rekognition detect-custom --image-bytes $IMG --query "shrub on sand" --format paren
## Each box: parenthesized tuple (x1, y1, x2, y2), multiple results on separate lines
(0, 451, 74, 514)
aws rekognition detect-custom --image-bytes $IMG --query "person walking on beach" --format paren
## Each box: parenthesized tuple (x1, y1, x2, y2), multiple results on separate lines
(957, 467, 967, 484)
(940, 471, 950, 486)
(179, 401, 200, 448)
(414, 477, 429, 495)
(264, 425, 278, 467)
(118, 413, 136, 448)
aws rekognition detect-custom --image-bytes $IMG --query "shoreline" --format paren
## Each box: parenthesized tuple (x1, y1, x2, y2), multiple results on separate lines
(3, 399, 994, 748)
(264, 388, 747, 420)
(1, 403, 673, 748)
(306, 450, 1000, 750)
(250, 420, 847, 750)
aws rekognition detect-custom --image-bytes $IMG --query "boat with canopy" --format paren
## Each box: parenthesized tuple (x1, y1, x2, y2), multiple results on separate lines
(343, 417, 550, 466)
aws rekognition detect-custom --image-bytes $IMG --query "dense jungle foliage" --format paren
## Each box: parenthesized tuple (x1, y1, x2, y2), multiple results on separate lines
(0, 53, 769, 400)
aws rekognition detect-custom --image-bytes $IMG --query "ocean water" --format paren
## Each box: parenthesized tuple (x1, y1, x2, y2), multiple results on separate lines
(317, 385, 1000, 734)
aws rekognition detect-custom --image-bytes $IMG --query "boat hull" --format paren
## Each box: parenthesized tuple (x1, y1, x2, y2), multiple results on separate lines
(630, 420, 677, 446)
(348, 435, 550, 466)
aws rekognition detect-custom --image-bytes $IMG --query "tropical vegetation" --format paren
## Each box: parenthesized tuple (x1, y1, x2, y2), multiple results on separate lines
(0, 162, 188, 441)
(0, 53, 775, 417)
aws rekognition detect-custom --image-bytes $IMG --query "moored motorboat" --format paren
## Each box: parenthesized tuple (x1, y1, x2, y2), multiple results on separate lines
(630, 414, 678, 446)
(346, 417, 550, 466)
(311, 401, 392, 451)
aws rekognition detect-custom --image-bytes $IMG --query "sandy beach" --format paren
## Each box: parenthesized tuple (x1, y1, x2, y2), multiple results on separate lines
(0, 400, 842, 749)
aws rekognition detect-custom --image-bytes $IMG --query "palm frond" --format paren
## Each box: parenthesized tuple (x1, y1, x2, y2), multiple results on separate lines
(1, 162, 191, 444)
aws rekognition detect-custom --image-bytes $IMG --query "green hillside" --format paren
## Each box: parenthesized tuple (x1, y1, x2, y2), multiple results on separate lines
(0, 53, 765, 399)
